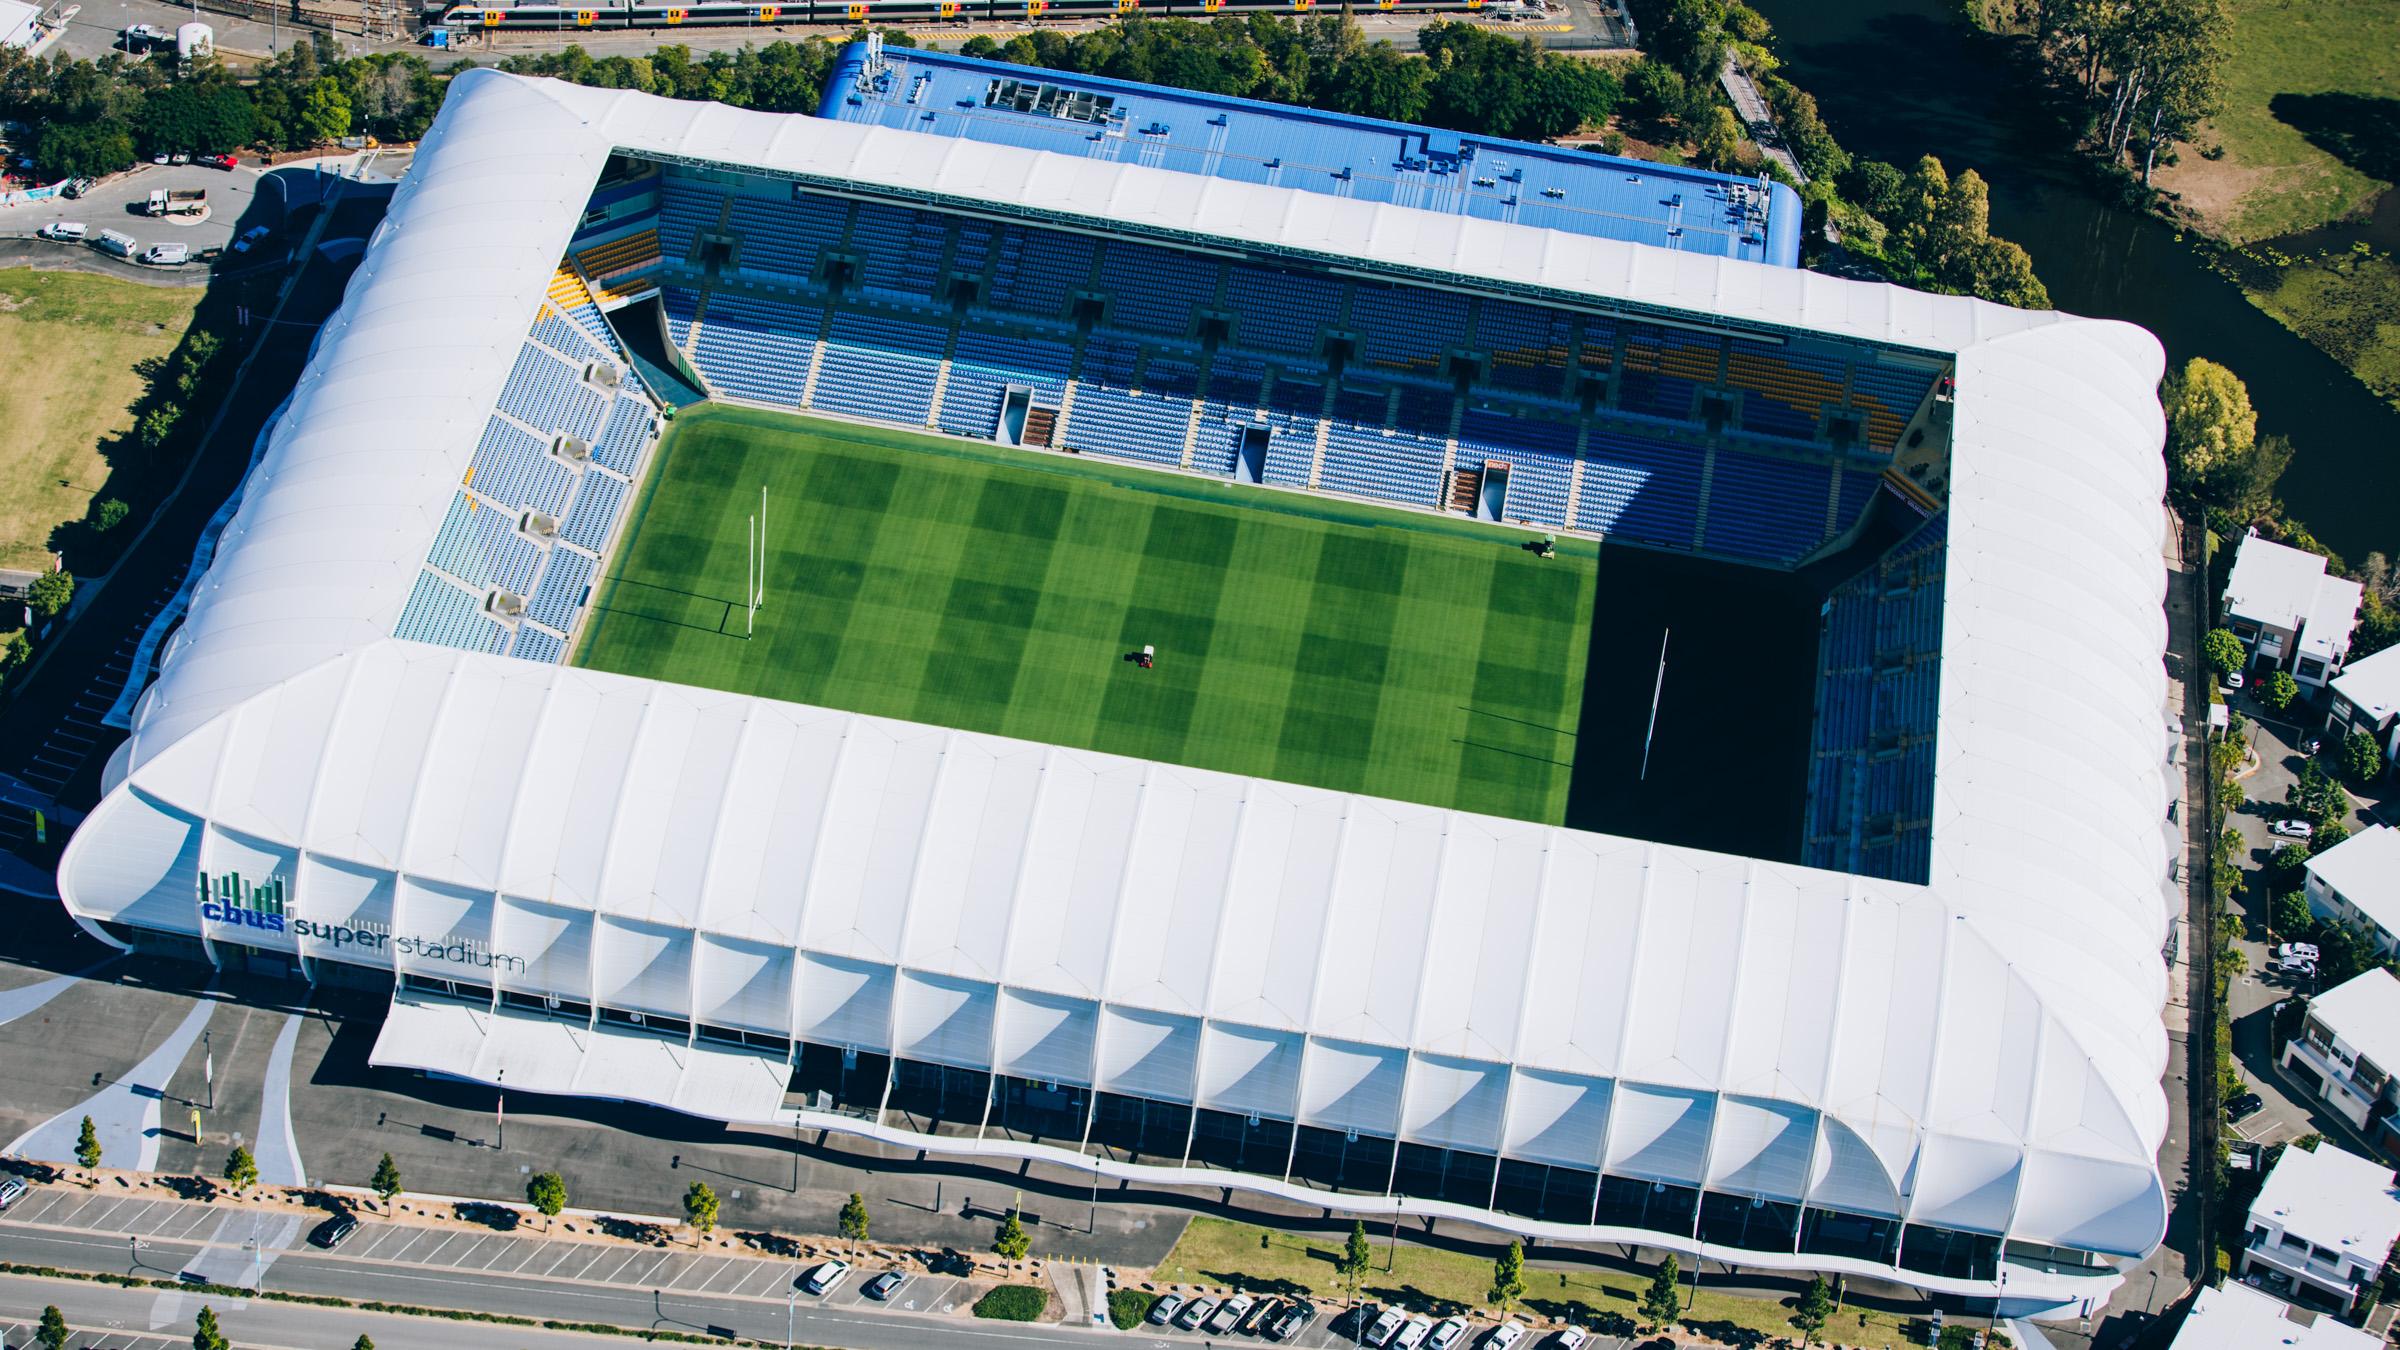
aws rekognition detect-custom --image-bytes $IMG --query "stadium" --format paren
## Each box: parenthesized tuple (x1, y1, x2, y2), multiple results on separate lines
(59, 50, 2175, 1313)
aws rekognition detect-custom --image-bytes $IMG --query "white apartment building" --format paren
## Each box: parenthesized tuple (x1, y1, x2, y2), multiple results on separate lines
(2241, 1142, 2400, 1316)
(2225, 533, 2364, 691)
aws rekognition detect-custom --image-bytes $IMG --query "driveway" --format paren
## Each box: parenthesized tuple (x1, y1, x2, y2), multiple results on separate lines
(4, 162, 273, 263)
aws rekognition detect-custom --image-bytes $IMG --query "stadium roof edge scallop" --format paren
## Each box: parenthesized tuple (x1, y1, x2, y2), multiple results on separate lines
(64, 69, 2176, 1309)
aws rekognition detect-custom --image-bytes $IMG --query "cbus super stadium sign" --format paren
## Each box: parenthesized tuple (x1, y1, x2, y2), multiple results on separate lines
(197, 869, 527, 972)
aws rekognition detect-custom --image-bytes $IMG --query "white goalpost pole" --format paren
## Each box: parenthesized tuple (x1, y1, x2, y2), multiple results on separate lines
(757, 485, 767, 611)
(747, 514, 757, 636)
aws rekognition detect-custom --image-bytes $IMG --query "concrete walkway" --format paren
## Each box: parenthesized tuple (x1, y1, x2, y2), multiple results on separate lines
(7, 995, 216, 1172)
(1719, 55, 1807, 184)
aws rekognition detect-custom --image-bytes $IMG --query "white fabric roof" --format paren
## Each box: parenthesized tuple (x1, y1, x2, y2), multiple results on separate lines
(2302, 968, 2400, 1079)
(0, 0, 39, 50)
(64, 70, 2176, 1265)
(2169, 1283, 2378, 1350)
(2251, 1141, 2400, 1264)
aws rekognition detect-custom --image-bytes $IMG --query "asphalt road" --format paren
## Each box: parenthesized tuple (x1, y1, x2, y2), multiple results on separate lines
(0, 1221, 1139, 1350)
(0, 1269, 721, 1350)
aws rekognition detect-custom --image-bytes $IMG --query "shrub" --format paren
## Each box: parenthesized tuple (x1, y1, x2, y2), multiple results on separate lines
(1108, 1289, 1157, 1330)
(95, 498, 130, 532)
(2259, 669, 2299, 713)
(2340, 731, 2384, 786)
(974, 1285, 1049, 1321)
(2202, 628, 2244, 674)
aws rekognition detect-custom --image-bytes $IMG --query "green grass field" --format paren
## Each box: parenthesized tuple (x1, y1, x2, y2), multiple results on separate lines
(575, 405, 1597, 825)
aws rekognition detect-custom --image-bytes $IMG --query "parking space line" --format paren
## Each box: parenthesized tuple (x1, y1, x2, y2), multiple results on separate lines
(553, 1246, 607, 1280)
(589, 1250, 639, 1283)
(423, 1232, 466, 1264)
(627, 1250, 675, 1286)
(700, 1258, 755, 1292)
(448, 1234, 490, 1267)
(52, 1196, 100, 1226)
(384, 1229, 431, 1260)
(534, 1245, 577, 1277)
(164, 1208, 215, 1240)
(485, 1240, 537, 1273)
(730, 1263, 785, 1297)
(655, 1255, 706, 1289)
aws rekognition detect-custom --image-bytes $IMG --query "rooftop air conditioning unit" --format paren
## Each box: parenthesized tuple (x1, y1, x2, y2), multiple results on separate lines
(585, 361, 622, 389)
(486, 588, 526, 618)
(522, 511, 559, 541)
(552, 434, 591, 464)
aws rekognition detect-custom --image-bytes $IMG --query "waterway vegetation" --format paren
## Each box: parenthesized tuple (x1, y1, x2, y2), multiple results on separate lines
(1621, 0, 2048, 307)
(1963, 0, 2400, 414)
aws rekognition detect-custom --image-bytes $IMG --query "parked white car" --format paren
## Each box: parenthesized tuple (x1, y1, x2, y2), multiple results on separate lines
(2271, 819, 2314, 839)
(801, 1259, 849, 1295)
(1390, 1317, 1434, 1350)
(1484, 1325, 1525, 1350)
(1426, 1317, 1469, 1350)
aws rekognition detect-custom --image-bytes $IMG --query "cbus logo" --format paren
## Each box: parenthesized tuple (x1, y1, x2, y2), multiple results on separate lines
(480, 9, 503, 24)
(574, 8, 595, 22)
(200, 870, 288, 934)
(846, 1, 867, 15)
(663, 6, 687, 20)
(756, 4, 778, 18)
(939, 0, 958, 12)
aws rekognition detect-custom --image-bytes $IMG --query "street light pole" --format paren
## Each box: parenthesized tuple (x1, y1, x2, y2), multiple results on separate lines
(787, 1287, 799, 1350)
(496, 1068, 506, 1151)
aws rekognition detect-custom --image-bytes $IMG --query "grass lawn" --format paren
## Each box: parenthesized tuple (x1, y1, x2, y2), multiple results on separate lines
(2157, 0, 2398, 242)
(576, 405, 1596, 824)
(1149, 1217, 1955, 1350)
(0, 269, 201, 572)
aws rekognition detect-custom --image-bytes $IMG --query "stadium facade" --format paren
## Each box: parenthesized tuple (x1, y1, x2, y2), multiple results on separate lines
(59, 65, 2176, 1312)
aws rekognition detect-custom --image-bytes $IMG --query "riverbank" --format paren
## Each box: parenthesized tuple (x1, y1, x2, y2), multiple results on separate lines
(1968, 0, 2400, 414)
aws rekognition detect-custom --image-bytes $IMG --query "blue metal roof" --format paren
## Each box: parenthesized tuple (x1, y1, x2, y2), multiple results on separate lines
(819, 45, 1803, 268)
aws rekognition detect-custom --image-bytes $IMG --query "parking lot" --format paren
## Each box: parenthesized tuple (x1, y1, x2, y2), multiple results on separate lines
(0, 1182, 1657, 1350)
(5, 161, 279, 268)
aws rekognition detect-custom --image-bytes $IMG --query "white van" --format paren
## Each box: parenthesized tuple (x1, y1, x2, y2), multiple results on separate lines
(92, 228, 137, 258)
(37, 221, 87, 242)
(142, 242, 189, 266)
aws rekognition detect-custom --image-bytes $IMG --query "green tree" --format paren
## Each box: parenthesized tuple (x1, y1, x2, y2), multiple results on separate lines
(28, 570, 74, 621)
(1335, 1220, 1373, 1306)
(1488, 1239, 1526, 1317)
(2340, 731, 2385, 786)
(2260, 669, 2299, 713)
(353, 1337, 375, 1350)
(137, 403, 181, 453)
(993, 1208, 1032, 1262)
(95, 498, 129, 532)
(526, 1170, 567, 1229)
(1690, 105, 1745, 172)
(222, 1145, 258, 1194)
(2162, 357, 2256, 489)
(192, 1306, 229, 1350)
(36, 119, 136, 179)
(682, 1180, 718, 1241)
(2203, 628, 2245, 674)
(2289, 760, 2353, 829)
(2311, 818, 2351, 857)
(838, 1191, 871, 1252)
(294, 76, 354, 147)
(1792, 1274, 1834, 1345)
(2272, 889, 2314, 936)
(37, 1305, 68, 1350)
(1639, 1254, 1682, 1330)
(371, 1152, 402, 1211)
(74, 1114, 101, 1174)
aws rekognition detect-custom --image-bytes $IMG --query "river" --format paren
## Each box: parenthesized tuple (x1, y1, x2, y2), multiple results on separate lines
(1746, 0, 2400, 563)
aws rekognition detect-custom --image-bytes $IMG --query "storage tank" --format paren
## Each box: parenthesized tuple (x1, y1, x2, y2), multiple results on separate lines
(176, 21, 212, 59)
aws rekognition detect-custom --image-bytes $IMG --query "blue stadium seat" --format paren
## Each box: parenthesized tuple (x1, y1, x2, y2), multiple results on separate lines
(694, 293, 822, 407)
(468, 418, 575, 519)
(528, 545, 597, 634)
(1702, 449, 1836, 563)
(427, 491, 541, 595)
(940, 329, 1073, 440)
(510, 625, 567, 664)
(394, 570, 508, 655)
(562, 470, 630, 554)
(496, 342, 607, 443)
(1457, 406, 1575, 529)
(811, 311, 945, 424)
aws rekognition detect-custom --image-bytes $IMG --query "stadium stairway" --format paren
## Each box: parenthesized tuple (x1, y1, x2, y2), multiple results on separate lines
(1690, 446, 1718, 546)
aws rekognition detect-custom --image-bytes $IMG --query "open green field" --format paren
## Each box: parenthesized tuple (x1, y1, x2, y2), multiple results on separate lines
(0, 269, 201, 571)
(2157, 0, 2398, 242)
(576, 405, 1596, 824)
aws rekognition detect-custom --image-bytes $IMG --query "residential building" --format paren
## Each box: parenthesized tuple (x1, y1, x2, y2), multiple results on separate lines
(2225, 532, 2364, 690)
(2169, 1281, 2376, 1349)
(2240, 1141, 2400, 1316)
(2327, 645, 2400, 775)
(2305, 829, 2400, 960)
